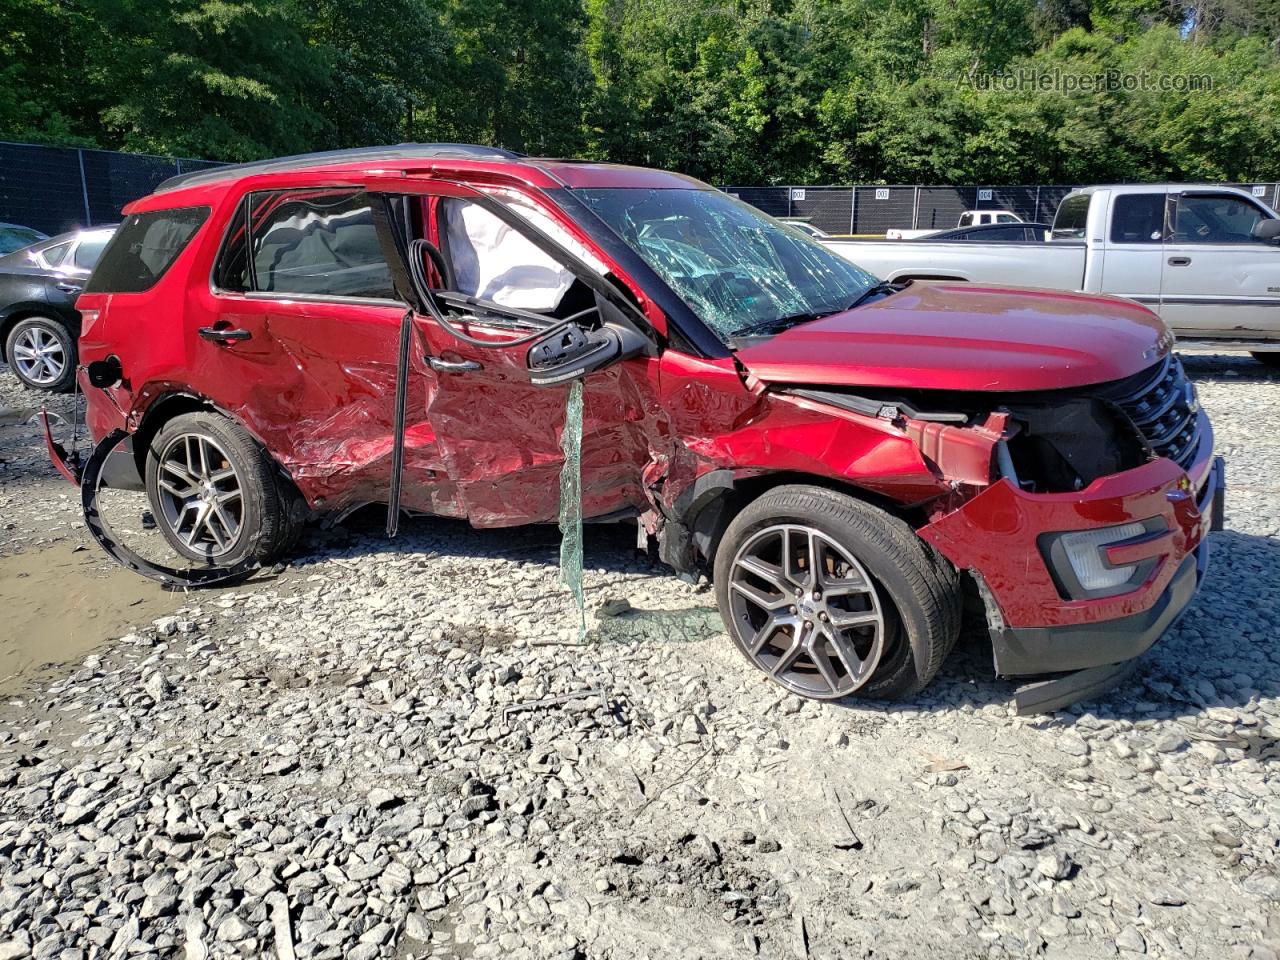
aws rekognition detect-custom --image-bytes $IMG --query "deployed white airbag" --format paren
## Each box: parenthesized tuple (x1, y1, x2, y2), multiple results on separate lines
(446, 200, 576, 311)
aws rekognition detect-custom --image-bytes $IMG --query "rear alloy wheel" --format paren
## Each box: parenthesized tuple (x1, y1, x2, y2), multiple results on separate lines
(153, 432, 245, 560)
(714, 485, 962, 702)
(6, 316, 76, 392)
(145, 412, 304, 567)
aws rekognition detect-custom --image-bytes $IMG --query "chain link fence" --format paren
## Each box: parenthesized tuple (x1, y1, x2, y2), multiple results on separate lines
(724, 182, 1280, 235)
(0, 141, 226, 237)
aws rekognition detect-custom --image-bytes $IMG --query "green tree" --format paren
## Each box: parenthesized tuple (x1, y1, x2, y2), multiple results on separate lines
(93, 0, 331, 160)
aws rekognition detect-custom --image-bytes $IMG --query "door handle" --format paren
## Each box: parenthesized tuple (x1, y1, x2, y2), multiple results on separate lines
(1167, 256, 1192, 266)
(55, 282, 83, 293)
(428, 357, 482, 373)
(198, 326, 252, 344)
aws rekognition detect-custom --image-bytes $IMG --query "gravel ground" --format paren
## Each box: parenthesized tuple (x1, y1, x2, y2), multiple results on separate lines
(0, 355, 1278, 960)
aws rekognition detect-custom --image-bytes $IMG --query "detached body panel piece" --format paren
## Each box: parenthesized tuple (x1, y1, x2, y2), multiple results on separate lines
(63, 144, 1223, 712)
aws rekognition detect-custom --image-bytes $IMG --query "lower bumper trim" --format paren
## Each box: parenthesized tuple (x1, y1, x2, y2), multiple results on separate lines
(1014, 659, 1140, 715)
(993, 548, 1201, 677)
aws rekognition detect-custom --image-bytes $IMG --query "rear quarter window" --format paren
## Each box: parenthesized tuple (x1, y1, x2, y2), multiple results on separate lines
(84, 207, 209, 293)
(1051, 194, 1091, 240)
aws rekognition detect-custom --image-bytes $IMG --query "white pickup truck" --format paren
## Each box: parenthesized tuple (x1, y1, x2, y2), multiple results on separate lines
(823, 184, 1280, 364)
(887, 209, 1023, 240)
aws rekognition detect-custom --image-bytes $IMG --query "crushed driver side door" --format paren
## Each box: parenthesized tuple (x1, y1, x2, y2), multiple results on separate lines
(368, 178, 665, 528)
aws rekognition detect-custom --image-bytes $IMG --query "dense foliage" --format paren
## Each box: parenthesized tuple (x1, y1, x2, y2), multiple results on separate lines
(2, 0, 1278, 183)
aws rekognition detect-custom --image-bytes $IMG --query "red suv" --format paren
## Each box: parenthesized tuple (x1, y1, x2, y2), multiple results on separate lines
(60, 144, 1223, 712)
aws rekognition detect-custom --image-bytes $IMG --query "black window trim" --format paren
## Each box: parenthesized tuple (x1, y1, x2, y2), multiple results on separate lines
(208, 185, 406, 308)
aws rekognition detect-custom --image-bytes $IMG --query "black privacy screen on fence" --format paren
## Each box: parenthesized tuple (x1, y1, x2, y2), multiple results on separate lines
(2, 140, 1276, 241)
(0, 141, 225, 236)
(725, 183, 1280, 235)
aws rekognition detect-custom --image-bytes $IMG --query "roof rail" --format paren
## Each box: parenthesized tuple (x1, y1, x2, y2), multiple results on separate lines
(154, 143, 526, 194)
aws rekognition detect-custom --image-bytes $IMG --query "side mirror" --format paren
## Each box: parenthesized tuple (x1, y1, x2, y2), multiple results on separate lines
(526, 295, 650, 386)
(1252, 219, 1280, 245)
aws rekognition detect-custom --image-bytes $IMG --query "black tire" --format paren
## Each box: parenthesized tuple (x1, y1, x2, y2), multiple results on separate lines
(4, 315, 77, 392)
(1252, 352, 1280, 370)
(714, 485, 962, 702)
(144, 412, 303, 567)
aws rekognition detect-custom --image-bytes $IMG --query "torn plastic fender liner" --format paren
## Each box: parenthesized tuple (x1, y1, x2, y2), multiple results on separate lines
(654, 468, 740, 575)
(80, 429, 260, 588)
(42, 410, 80, 486)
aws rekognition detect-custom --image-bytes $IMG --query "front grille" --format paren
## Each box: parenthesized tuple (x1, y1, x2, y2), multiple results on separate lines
(1098, 355, 1201, 469)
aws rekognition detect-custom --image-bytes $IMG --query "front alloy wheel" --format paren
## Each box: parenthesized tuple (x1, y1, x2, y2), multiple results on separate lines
(714, 485, 962, 703)
(727, 523, 886, 698)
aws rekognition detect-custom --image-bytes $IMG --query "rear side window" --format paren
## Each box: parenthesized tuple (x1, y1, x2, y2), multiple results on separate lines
(1109, 194, 1166, 244)
(85, 207, 209, 293)
(73, 234, 111, 269)
(42, 241, 72, 267)
(1051, 194, 1091, 240)
(215, 189, 395, 300)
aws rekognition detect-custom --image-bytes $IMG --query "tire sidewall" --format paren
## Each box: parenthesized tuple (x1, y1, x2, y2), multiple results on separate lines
(5, 316, 77, 392)
(144, 415, 268, 566)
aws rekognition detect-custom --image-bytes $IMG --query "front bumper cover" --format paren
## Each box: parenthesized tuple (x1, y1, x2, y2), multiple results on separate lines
(1003, 455, 1221, 714)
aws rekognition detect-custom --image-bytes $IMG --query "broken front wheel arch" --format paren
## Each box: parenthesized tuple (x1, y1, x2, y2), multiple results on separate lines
(657, 470, 930, 578)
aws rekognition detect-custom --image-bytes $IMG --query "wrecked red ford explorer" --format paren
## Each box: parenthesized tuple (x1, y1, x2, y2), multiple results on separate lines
(55, 144, 1223, 713)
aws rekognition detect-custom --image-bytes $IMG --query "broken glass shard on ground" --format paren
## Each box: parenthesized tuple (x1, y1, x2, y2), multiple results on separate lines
(558, 379, 586, 641)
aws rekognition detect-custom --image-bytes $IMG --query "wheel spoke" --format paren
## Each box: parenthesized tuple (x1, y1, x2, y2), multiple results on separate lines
(782, 527, 807, 588)
(196, 438, 211, 479)
(157, 478, 190, 498)
(821, 564, 870, 592)
(736, 554, 789, 593)
(162, 460, 196, 485)
(771, 630, 806, 676)
(11, 343, 37, 361)
(827, 608, 880, 630)
(180, 504, 206, 547)
(824, 623, 871, 681)
(749, 613, 788, 654)
(200, 507, 227, 549)
(806, 530, 822, 588)
(209, 502, 238, 543)
(730, 578, 789, 612)
(808, 634, 842, 694)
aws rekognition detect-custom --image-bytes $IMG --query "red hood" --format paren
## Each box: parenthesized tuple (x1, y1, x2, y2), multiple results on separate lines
(735, 282, 1171, 392)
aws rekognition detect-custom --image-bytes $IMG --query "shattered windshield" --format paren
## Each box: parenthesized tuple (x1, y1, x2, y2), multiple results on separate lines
(570, 188, 878, 341)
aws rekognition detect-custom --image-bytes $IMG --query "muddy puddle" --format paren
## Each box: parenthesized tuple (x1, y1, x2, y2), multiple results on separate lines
(0, 539, 186, 694)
